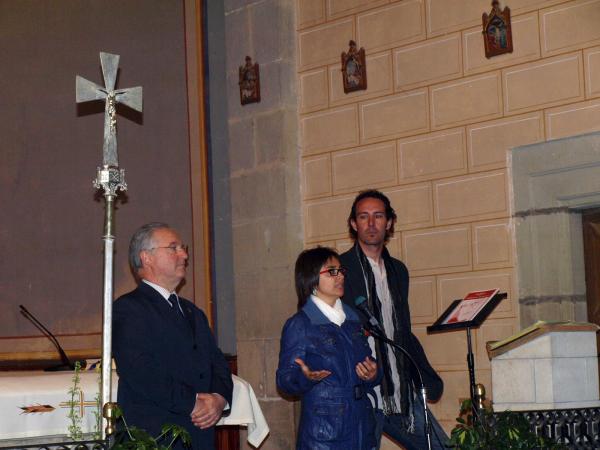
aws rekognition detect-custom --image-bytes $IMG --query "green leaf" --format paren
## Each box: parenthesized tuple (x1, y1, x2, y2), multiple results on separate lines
(160, 424, 174, 434)
(111, 413, 192, 449)
(113, 405, 124, 419)
(448, 402, 569, 450)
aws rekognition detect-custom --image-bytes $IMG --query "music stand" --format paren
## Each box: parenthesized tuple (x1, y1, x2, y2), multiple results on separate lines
(427, 291, 507, 422)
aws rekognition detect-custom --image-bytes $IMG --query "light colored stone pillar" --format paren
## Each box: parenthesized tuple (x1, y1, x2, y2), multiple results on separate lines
(511, 132, 600, 327)
(223, 1, 301, 448)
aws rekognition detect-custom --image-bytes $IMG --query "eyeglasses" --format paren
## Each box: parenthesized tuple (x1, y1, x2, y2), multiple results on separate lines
(148, 244, 188, 254)
(319, 267, 348, 277)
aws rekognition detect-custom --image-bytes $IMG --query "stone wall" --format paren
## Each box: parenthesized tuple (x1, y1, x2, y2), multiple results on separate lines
(296, 0, 600, 435)
(512, 132, 600, 326)
(221, 1, 301, 448)
(213, 0, 600, 447)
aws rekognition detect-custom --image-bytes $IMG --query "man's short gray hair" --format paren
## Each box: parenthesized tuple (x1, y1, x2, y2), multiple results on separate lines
(129, 222, 170, 272)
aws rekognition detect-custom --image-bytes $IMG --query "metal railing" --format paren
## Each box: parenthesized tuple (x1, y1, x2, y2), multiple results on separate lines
(0, 439, 109, 450)
(515, 407, 600, 449)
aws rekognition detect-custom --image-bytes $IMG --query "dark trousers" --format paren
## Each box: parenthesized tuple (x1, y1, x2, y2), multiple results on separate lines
(374, 401, 448, 450)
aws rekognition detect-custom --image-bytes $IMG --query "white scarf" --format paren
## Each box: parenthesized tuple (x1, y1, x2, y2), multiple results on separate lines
(310, 295, 346, 326)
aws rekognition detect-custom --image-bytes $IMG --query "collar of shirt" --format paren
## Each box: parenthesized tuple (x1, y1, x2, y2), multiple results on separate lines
(142, 279, 180, 310)
(310, 295, 346, 326)
(366, 255, 386, 277)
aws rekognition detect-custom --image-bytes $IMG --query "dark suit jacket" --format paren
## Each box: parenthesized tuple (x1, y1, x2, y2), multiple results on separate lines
(340, 246, 443, 402)
(113, 282, 233, 450)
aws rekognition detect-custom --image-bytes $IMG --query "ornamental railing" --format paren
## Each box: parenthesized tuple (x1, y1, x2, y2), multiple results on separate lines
(0, 439, 109, 450)
(491, 407, 600, 449)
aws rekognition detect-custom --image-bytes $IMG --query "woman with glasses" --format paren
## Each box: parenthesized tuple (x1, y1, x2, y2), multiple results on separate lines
(276, 247, 381, 450)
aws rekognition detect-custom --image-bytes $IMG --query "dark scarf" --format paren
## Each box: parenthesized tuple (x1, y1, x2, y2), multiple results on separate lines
(354, 243, 414, 426)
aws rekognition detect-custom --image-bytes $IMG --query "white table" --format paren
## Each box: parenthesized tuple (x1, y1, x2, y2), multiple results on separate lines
(0, 370, 268, 448)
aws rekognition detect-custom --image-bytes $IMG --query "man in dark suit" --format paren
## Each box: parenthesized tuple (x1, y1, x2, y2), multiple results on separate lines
(113, 222, 233, 450)
(340, 190, 448, 450)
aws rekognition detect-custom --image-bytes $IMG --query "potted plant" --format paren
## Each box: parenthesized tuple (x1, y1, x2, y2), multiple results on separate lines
(110, 406, 191, 450)
(449, 399, 565, 449)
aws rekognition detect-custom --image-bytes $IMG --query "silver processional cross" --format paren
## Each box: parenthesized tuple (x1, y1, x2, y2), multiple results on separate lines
(76, 52, 142, 170)
(76, 52, 142, 439)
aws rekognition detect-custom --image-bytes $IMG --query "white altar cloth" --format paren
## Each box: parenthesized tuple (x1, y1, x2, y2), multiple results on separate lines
(0, 371, 268, 448)
(0, 370, 110, 440)
(217, 375, 269, 448)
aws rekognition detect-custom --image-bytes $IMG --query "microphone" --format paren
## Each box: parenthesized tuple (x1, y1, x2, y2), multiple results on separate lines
(353, 296, 435, 450)
(354, 296, 383, 333)
(19, 305, 86, 372)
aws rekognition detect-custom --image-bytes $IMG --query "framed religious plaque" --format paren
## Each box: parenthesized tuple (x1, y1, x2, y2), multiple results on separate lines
(482, 0, 513, 59)
(341, 40, 366, 94)
(239, 56, 260, 105)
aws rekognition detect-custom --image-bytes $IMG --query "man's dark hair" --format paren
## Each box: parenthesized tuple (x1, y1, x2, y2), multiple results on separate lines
(294, 246, 340, 310)
(347, 189, 397, 242)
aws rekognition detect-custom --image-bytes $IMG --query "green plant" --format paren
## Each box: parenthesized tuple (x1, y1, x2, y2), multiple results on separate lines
(111, 405, 192, 450)
(448, 399, 565, 450)
(66, 361, 83, 440)
(92, 363, 102, 440)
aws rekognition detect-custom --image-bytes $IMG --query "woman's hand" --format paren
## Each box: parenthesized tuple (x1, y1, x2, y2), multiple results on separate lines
(295, 358, 332, 381)
(355, 356, 377, 382)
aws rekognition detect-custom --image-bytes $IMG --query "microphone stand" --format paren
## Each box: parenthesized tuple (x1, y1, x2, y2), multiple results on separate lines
(365, 325, 433, 450)
(19, 305, 84, 371)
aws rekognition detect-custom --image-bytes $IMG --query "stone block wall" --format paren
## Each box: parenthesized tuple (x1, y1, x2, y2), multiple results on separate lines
(213, 0, 600, 447)
(223, 1, 301, 448)
(296, 0, 600, 435)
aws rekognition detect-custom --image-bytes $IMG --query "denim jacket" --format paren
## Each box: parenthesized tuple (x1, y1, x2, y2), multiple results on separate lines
(277, 299, 381, 450)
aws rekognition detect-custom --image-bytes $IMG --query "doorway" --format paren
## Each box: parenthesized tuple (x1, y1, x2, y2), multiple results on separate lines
(582, 208, 600, 353)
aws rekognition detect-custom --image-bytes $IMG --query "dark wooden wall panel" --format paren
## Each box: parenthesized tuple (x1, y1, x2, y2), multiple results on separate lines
(0, 1, 196, 347)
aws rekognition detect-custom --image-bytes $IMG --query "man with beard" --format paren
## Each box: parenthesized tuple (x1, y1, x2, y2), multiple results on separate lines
(340, 190, 448, 450)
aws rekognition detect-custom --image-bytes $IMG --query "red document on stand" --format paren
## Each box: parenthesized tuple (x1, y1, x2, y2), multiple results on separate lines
(427, 289, 505, 333)
(442, 288, 499, 325)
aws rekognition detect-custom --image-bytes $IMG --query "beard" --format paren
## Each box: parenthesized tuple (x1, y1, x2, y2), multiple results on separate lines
(358, 230, 386, 246)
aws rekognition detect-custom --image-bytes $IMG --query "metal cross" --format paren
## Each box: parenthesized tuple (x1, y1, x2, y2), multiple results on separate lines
(76, 52, 143, 168)
(60, 390, 98, 418)
(75, 53, 143, 437)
